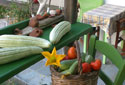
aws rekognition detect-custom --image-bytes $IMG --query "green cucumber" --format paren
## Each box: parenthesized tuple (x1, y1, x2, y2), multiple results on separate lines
(61, 61, 78, 75)
(60, 59, 77, 71)
(60, 53, 86, 75)
(85, 55, 94, 63)
(0, 46, 43, 64)
(60, 53, 86, 71)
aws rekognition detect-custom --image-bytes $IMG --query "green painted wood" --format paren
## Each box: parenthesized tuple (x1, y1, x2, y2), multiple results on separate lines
(99, 70, 113, 85)
(114, 62, 125, 85)
(88, 35, 97, 58)
(83, 35, 87, 53)
(95, 40, 123, 69)
(0, 20, 92, 84)
(0, 55, 43, 83)
(88, 35, 125, 85)
(102, 32, 108, 64)
(0, 19, 29, 35)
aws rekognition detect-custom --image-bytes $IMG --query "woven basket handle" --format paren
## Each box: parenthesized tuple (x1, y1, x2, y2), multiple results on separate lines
(74, 40, 83, 75)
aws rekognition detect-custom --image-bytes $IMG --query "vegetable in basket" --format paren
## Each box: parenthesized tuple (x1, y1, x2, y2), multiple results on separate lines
(82, 63, 91, 73)
(67, 46, 77, 59)
(60, 53, 86, 71)
(85, 55, 94, 63)
(90, 59, 102, 71)
(61, 61, 78, 75)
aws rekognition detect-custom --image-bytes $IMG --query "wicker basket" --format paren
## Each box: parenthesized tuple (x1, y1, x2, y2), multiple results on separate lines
(50, 66, 99, 85)
(50, 40, 99, 85)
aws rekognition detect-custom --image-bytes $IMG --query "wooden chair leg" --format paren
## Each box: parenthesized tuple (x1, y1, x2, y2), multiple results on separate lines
(115, 21, 120, 48)
(122, 40, 125, 52)
(97, 26, 100, 37)
(121, 53, 125, 56)
(115, 32, 119, 48)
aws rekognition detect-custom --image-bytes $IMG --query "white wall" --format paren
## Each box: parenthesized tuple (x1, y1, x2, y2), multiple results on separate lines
(49, 0, 125, 7)
(104, 0, 125, 6)
(50, 0, 125, 7)
(46, 0, 64, 7)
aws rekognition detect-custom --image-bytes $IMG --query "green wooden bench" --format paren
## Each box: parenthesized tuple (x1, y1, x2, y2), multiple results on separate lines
(0, 19, 92, 84)
(88, 35, 125, 85)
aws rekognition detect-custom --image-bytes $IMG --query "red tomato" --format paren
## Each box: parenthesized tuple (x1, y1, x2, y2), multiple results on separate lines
(82, 63, 91, 73)
(63, 56, 69, 60)
(33, 0, 38, 3)
(90, 59, 102, 71)
(67, 47, 77, 59)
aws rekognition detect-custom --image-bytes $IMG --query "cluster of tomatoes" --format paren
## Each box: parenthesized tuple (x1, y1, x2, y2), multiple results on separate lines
(63, 46, 102, 73)
(82, 59, 101, 73)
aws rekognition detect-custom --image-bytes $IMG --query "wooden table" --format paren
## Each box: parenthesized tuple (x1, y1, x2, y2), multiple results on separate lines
(82, 4, 125, 64)
(0, 19, 92, 84)
(83, 4, 125, 37)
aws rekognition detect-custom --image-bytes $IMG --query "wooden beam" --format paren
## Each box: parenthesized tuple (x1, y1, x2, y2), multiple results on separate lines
(64, 0, 78, 24)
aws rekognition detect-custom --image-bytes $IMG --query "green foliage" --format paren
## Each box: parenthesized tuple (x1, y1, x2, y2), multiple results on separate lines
(0, 6, 8, 18)
(0, 1, 30, 23)
(8, 2, 30, 22)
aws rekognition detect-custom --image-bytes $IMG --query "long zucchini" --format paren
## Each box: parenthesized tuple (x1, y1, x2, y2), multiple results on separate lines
(0, 46, 43, 64)
(0, 35, 51, 48)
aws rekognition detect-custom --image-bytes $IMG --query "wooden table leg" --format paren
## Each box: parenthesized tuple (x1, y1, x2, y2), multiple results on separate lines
(121, 40, 125, 55)
(103, 32, 108, 64)
(97, 26, 100, 37)
(83, 35, 87, 53)
(122, 40, 125, 52)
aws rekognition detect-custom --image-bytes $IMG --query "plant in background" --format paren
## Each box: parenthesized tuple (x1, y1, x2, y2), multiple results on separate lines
(0, 1, 31, 24)
(7, 2, 31, 24)
(0, 6, 8, 18)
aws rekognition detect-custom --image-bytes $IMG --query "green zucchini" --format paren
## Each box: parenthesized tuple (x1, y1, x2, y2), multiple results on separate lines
(61, 61, 78, 75)
(60, 59, 77, 71)
(0, 35, 51, 48)
(60, 53, 86, 71)
(49, 21, 71, 44)
(60, 53, 86, 75)
(0, 46, 43, 64)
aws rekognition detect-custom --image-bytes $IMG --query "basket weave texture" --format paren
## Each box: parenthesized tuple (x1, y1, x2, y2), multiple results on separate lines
(50, 66, 99, 85)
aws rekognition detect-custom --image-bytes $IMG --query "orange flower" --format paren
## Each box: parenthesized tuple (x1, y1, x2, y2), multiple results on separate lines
(41, 47, 65, 67)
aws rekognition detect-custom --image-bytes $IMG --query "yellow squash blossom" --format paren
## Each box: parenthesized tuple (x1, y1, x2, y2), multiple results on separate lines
(41, 47, 66, 67)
